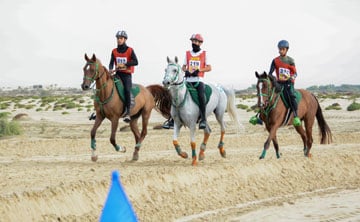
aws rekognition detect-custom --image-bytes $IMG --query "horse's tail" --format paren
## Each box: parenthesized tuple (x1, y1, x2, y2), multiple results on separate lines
(146, 84, 172, 119)
(314, 95, 332, 144)
(222, 86, 243, 132)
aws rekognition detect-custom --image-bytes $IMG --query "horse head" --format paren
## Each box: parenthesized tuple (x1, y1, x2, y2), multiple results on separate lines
(255, 71, 278, 109)
(162, 56, 183, 88)
(82, 53, 101, 90)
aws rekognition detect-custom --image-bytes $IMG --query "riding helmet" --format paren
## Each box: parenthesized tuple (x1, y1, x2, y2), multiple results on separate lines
(278, 40, 289, 49)
(116, 30, 128, 39)
(190, 34, 204, 42)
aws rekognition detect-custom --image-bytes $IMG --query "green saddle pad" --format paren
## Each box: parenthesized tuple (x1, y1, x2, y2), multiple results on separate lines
(280, 88, 302, 108)
(114, 78, 140, 102)
(185, 82, 212, 106)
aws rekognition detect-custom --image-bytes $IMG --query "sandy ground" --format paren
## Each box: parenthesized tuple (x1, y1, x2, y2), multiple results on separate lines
(0, 97, 360, 221)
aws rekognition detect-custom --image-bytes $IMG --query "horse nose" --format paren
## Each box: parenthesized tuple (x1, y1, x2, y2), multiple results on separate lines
(162, 80, 169, 86)
(81, 84, 89, 90)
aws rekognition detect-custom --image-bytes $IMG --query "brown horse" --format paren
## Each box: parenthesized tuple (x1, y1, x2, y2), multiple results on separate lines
(81, 54, 170, 161)
(254, 71, 332, 159)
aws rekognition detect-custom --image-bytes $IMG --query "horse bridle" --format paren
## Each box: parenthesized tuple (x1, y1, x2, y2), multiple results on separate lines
(165, 63, 184, 86)
(257, 77, 276, 109)
(83, 61, 104, 83)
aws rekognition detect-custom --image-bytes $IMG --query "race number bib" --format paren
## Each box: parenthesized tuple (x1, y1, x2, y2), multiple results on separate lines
(116, 57, 127, 64)
(279, 67, 291, 81)
(189, 59, 200, 72)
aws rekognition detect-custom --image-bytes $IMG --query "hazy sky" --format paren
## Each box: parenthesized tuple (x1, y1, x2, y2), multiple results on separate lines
(1, 0, 360, 89)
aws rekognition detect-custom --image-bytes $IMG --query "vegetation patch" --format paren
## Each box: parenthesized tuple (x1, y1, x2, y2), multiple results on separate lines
(347, 102, 360, 111)
(0, 112, 22, 137)
(236, 103, 248, 110)
(325, 103, 342, 110)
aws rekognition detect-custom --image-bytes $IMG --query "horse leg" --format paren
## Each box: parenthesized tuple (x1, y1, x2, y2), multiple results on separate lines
(199, 132, 210, 161)
(109, 118, 126, 153)
(173, 121, 188, 159)
(260, 127, 279, 159)
(272, 136, 281, 158)
(90, 116, 104, 162)
(215, 113, 226, 158)
(190, 125, 197, 166)
(303, 117, 314, 157)
(129, 118, 141, 161)
(294, 124, 309, 157)
(218, 131, 226, 158)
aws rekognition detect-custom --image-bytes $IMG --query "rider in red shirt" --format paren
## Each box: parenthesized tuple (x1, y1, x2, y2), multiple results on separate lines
(162, 34, 212, 130)
(250, 40, 301, 126)
(270, 40, 301, 126)
(109, 30, 138, 123)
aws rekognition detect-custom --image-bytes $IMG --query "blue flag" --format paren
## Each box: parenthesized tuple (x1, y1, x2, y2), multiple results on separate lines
(100, 170, 138, 222)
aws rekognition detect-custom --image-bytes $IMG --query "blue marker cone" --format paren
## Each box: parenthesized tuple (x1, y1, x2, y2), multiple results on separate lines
(100, 170, 138, 222)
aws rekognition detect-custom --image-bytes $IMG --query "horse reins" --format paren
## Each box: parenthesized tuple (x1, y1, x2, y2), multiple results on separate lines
(257, 77, 281, 123)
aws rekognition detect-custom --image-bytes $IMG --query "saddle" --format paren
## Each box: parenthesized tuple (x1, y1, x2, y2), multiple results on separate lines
(279, 87, 302, 109)
(114, 78, 140, 111)
(185, 82, 212, 106)
(279, 86, 302, 126)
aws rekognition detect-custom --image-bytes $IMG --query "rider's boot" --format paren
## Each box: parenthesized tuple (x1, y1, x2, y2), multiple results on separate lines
(162, 118, 174, 129)
(249, 115, 263, 125)
(89, 112, 96, 120)
(199, 103, 207, 130)
(123, 106, 131, 123)
(293, 115, 301, 126)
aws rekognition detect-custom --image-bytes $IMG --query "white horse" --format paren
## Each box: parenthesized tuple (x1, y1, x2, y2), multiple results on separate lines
(162, 57, 241, 165)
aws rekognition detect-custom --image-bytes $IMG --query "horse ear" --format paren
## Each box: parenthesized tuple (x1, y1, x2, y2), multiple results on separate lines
(167, 56, 170, 64)
(91, 54, 96, 62)
(255, 71, 259, 78)
(175, 56, 178, 63)
(85, 53, 90, 61)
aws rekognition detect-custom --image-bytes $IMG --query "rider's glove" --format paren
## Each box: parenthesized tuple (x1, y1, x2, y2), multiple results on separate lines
(191, 70, 199, 77)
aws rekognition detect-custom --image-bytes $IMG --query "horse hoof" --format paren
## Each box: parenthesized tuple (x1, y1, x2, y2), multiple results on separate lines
(91, 155, 98, 162)
(219, 148, 226, 158)
(259, 156, 264, 160)
(132, 152, 139, 161)
(199, 152, 205, 161)
(179, 152, 188, 159)
(192, 160, 197, 166)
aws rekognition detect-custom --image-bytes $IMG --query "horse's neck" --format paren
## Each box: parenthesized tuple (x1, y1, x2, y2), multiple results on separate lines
(95, 67, 113, 99)
(169, 82, 188, 106)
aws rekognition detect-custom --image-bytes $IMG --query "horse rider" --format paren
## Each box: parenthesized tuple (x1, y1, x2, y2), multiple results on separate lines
(162, 33, 212, 130)
(109, 30, 138, 123)
(250, 39, 301, 127)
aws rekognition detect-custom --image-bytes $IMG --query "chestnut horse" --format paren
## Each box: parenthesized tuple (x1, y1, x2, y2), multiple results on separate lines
(81, 54, 170, 161)
(255, 71, 332, 159)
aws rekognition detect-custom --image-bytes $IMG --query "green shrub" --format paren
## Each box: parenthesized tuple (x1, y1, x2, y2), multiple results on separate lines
(0, 112, 11, 119)
(347, 102, 360, 111)
(36, 108, 43, 112)
(0, 102, 11, 110)
(236, 104, 248, 110)
(325, 103, 342, 110)
(61, 111, 70, 115)
(65, 102, 77, 109)
(0, 119, 22, 137)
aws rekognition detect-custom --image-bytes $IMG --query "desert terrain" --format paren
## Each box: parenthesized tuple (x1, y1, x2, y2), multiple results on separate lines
(0, 95, 360, 221)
